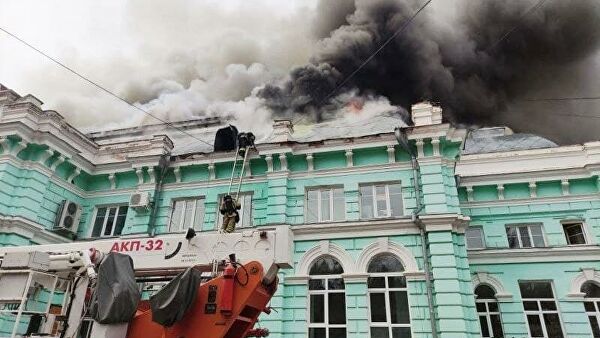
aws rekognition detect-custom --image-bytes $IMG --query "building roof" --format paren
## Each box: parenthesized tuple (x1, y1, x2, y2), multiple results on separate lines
(462, 127, 558, 155)
(86, 111, 409, 156)
(264, 111, 408, 144)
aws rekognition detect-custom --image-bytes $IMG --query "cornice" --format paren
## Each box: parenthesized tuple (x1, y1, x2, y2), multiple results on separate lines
(456, 142, 600, 180)
(0, 215, 71, 244)
(461, 193, 599, 209)
(289, 218, 419, 240)
(468, 245, 600, 265)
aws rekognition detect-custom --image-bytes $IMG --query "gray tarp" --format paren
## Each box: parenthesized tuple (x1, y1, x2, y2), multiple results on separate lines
(90, 253, 141, 324)
(150, 267, 204, 327)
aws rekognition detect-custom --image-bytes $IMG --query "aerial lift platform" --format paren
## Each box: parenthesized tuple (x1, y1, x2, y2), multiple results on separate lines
(0, 226, 293, 338)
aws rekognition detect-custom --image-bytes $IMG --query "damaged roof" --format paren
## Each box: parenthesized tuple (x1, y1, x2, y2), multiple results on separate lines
(462, 127, 558, 155)
(264, 111, 408, 144)
(87, 111, 408, 156)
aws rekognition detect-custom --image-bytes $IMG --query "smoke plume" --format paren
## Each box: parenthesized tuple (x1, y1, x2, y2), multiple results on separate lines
(259, 0, 600, 140)
(2, 0, 599, 143)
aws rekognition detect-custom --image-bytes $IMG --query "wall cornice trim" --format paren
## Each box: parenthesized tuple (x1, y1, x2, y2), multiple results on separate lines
(468, 245, 600, 264)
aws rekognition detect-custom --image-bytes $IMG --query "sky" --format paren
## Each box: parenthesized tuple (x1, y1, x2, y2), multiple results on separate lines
(0, 0, 599, 144)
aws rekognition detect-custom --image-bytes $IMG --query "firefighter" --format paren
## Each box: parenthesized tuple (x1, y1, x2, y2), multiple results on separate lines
(237, 132, 255, 157)
(220, 194, 241, 233)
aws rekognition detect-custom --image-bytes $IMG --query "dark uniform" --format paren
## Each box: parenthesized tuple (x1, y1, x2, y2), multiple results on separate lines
(220, 195, 241, 233)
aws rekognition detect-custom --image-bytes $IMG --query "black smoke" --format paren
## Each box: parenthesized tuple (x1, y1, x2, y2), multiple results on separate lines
(259, 0, 600, 140)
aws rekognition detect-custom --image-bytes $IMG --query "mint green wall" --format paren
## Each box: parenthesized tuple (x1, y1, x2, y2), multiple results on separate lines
(470, 261, 600, 338)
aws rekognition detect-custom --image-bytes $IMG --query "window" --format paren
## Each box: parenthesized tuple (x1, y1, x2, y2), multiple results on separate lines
(367, 254, 411, 338)
(466, 227, 485, 249)
(308, 256, 346, 338)
(519, 281, 564, 338)
(475, 285, 504, 338)
(506, 224, 545, 248)
(169, 197, 205, 232)
(359, 183, 403, 219)
(216, 193, 253, 229)
(562, 222, 586, 245)
(78, 318, 94, 338)
(306, 187, 345, 223)
(91, 205, 128, 237)
(582, 282, 600, 338)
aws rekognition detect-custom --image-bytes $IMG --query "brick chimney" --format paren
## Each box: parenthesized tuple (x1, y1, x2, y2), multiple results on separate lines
(271, 119, 294, 142)
(411, 102, 442, 126)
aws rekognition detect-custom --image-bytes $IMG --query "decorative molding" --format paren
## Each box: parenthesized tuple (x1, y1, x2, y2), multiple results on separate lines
(208, 162, 215, 180)
(173, 167, 182, 183)
(567, 268, 600, 299)
(284, 275, 309, 285)
(468, 245, 600, 264)
(416, 139, 424, 158)
(431, 137, 440, 156)
(497, 184, 504, 200)
(108, 173, 116, 190)
(50, 155, 66, 171)
(265, 155, 273, 172)
(147, 167, 155, 184)
(67, 168, 81, 184)
(0, 215, 70, 245)
(345, 149, 353, 167)
(0, 137, 11, 153)
(296, 241, 356, 275)
(561, 179, 570, 196)
(387, 145, 396, 163)
(529, 182, 537, 198)
(278, 153, 288, 171)
(289, 218, 420, 241)
(341, 273, 368, 283)
(11, 140, 27, 156)
(418, 214, 470, 233)
(466, 186, 474, 202)
(306, 153, 314, 171)
(39, 149, 54, 166)
(355, 238, 421, 275)
(135, 168, 144, 185)
(461, 193, 599, 209)
(472, 272, 513, 302)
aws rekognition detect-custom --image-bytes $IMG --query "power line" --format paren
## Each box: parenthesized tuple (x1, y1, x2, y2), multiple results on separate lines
(0, 27, 214, 149)
(522, 96, 600, 102)
(486, 0, 548, 52)
(293, 0, 434, 125)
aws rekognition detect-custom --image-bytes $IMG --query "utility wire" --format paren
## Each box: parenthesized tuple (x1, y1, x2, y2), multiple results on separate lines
(0, 27, 214, 149)
(486, 0, 548, 52)
(292, 0, 434, 125)
(522, 96, 600, 102)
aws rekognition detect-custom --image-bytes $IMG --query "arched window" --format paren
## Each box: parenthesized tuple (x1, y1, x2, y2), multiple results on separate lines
(308, 256, 346, 338)
(475, 284, 504, 338)
(367, 253, 411, 338)
(582, 282, 600, 337)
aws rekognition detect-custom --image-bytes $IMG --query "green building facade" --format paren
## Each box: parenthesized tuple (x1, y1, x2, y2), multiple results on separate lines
(0, 85, 600, 337)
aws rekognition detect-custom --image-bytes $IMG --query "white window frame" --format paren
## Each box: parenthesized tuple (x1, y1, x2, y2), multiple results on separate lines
(216, 192, 253, 229)
(519, 281, 565, 338)
(465, 227, 486, 250)
(89, 205, 128, 238)
(307, 273, 347, 338)
(506, 224, 546, 248)
(367, 268, 412, 337)
(475, 285, 503, 338)
(584, 286, 600, 338)
(561, 221, 588, 246)
(359, 182, 404, 219)
(305, 186, 345, 223)
(169, 197, 205, 232)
